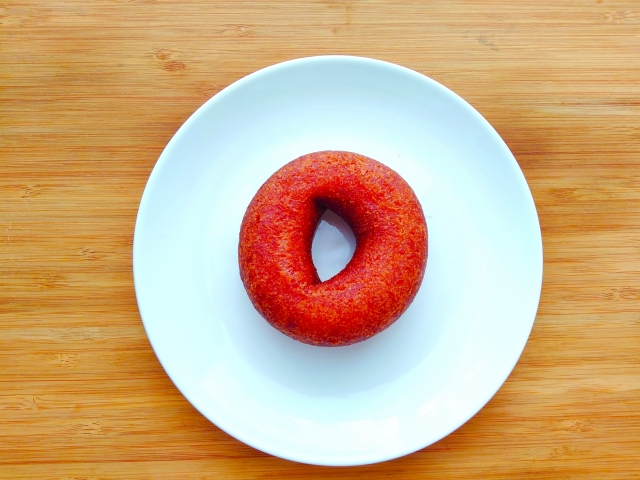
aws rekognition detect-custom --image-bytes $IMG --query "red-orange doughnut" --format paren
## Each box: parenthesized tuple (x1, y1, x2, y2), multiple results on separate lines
(238, 151, 428, 346)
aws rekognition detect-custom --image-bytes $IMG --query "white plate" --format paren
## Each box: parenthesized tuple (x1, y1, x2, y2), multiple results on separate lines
(133, 56, 543, 466)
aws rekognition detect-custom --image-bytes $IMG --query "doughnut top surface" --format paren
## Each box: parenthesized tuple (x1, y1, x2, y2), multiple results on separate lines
(238, 151, 428, 346)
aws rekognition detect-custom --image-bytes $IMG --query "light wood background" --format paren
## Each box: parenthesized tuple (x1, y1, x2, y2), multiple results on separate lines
(2, 0, 640, 478)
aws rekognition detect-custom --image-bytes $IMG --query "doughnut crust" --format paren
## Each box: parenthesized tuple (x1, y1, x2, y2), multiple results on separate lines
(238, 151, 428, 346)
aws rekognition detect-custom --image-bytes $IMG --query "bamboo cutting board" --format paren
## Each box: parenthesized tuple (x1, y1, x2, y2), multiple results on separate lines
(1, 1, 639, 478)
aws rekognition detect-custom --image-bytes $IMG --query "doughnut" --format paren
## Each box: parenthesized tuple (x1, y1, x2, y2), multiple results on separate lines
(238, 151, 428, 346)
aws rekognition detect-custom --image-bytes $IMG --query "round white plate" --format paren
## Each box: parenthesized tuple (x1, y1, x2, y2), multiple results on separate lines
(133, 56, 543, 466)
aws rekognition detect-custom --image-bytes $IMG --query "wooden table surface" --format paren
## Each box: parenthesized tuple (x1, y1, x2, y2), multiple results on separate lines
(2, 0, 640, 478)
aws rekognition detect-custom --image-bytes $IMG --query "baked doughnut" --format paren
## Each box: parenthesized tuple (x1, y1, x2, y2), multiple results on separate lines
(238, 151, 428, 346)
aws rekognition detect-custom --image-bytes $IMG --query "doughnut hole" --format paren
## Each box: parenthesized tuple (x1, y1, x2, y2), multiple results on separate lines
(311, 209, 357, 282)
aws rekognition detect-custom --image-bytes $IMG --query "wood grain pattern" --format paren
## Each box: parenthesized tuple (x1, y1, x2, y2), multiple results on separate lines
(1, 0, 639, 478)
